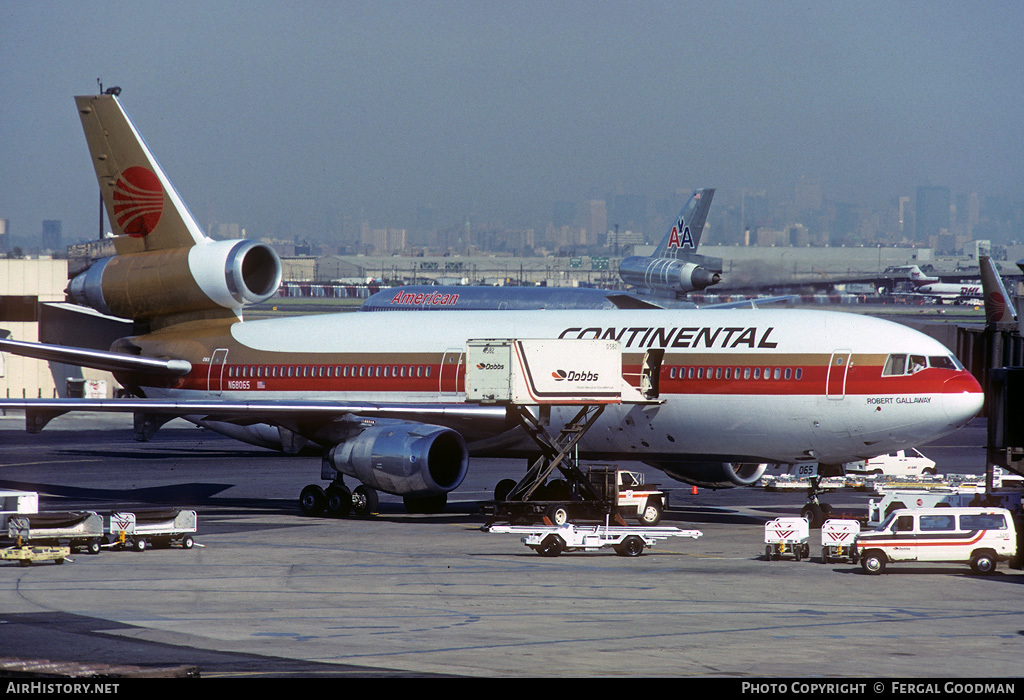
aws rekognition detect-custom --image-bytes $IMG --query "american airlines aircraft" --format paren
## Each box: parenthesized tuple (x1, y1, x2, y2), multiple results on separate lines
(0, 94, 985, 521)
(360, 188, 720, 312)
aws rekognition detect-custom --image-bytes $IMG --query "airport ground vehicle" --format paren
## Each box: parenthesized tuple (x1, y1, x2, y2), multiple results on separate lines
(764, 517, 810, 561)
(7, 511, 104, 554)
(855, 507, 1017, 575)
(487, 523, 702, 557)
(486, 466, 666, 526)
(106, 510, 197, 551)
(866, 487, 1021, 525)
(0, 545, 71, 566)
(820, 519, 860, 564)
(845, 448, 936, 476)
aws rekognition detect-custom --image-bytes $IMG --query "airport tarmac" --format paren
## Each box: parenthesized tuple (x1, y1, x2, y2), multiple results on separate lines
(0, 413, 1020, 678)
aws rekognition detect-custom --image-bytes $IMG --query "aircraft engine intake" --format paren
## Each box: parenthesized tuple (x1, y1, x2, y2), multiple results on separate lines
(329, 422, 469, 498)
(652, 461, 768, 489)
(67, 239, 282, 321)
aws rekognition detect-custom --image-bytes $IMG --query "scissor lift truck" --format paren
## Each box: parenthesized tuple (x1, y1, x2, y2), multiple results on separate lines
(764, 516, 810, 561)
(488, 523, 702, 557)
(820, 518, 861, 564)
(8, 511, 104, 555)
(107, 509, 197, 551)
(467, 338, 664, 526)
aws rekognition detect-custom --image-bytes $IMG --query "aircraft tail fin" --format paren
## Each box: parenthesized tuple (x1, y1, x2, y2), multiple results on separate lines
(76, 94, 207, 255)
(979, 255, 1016, 327)
(652, 188, 715, 260)
(68, 95, 281, 326)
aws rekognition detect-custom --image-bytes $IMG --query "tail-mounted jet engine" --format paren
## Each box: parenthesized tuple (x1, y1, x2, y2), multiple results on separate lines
(652, 461, 768, 489)
(618, 257, 722, 295)
(324, 422, 469, 512)
(67, 239, 282, 321)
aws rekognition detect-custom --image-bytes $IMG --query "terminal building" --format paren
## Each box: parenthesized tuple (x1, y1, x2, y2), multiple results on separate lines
(0, 259, 116, 402)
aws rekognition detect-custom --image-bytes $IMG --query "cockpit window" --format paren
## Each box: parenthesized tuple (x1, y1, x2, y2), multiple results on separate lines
(929, 355, 962, 370)
(884, 353, 961, 376)
(882, 354, 907, 376)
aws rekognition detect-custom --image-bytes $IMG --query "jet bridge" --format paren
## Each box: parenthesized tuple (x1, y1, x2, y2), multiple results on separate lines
(466, 338, 662, 524)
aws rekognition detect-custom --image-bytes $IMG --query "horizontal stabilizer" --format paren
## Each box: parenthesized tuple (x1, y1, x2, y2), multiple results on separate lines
(605, 294, 665, 310)
(0, 338, 191, 376)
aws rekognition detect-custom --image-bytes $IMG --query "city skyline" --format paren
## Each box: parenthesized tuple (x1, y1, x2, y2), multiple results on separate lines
(3, 3, 1023, 253)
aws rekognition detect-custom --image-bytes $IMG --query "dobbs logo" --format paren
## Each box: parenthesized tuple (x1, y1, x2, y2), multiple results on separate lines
(551, 369, 600, 382)
(113, 166, 163, 237)
(476, 362, 505, 371)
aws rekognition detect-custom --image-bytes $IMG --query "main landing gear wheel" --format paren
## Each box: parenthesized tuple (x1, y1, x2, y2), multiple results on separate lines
(299, 484, 327, 517)
(494, 479, 516, 502)
(325, 484, 351, 518)
(351, 485, 379, 518)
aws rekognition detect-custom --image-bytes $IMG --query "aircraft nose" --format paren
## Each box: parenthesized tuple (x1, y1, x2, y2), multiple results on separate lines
(942, 370, 984, 425)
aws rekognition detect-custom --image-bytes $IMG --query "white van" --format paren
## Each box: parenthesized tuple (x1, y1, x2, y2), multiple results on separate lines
(845, 448, 936, 477)
(855, 507, 1017, 575)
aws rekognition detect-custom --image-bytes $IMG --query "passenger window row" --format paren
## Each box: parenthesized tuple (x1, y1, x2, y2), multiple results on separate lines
(226, 365, 433, 379)
(667, 366, 804, 381)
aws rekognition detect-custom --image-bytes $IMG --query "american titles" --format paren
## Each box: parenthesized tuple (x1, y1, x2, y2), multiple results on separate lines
(390, 291, 460, 306)
(559, 325, 778, 349)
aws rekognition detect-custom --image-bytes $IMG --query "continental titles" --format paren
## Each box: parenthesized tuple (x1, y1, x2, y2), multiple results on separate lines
(558, 326, 778, 349)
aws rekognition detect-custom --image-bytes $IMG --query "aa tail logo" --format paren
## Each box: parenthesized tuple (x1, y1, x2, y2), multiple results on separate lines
(667, 223, 694, 249)
(113, 166, 164, 237)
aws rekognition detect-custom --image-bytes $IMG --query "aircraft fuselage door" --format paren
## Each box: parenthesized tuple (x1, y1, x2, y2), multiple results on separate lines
(208, 348, 229, 395)
(826, 350, 851, 400)
(439, 348, 464, 400)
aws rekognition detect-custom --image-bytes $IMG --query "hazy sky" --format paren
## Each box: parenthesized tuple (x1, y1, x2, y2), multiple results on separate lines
(2, 1, 1023, 245)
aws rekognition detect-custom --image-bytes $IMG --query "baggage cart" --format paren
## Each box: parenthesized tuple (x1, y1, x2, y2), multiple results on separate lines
(487, 522, 702, 557)
(764, 516, 810, 561)
(820, 518, 861, 563)
(8, 511, 103, 555)
(107, 509, 197, 551)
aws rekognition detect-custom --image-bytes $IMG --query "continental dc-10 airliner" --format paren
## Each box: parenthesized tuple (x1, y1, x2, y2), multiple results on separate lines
(0, 93, 984, 519)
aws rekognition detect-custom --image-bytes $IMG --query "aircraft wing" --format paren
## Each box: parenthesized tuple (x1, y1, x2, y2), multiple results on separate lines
(0, 397, 510, 436)
(0, 338, 191, 376)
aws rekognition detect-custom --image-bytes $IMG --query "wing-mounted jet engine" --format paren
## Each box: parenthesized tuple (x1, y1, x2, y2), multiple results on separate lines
(651, 460, 768, 489)
(310, 421, 470, 516)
